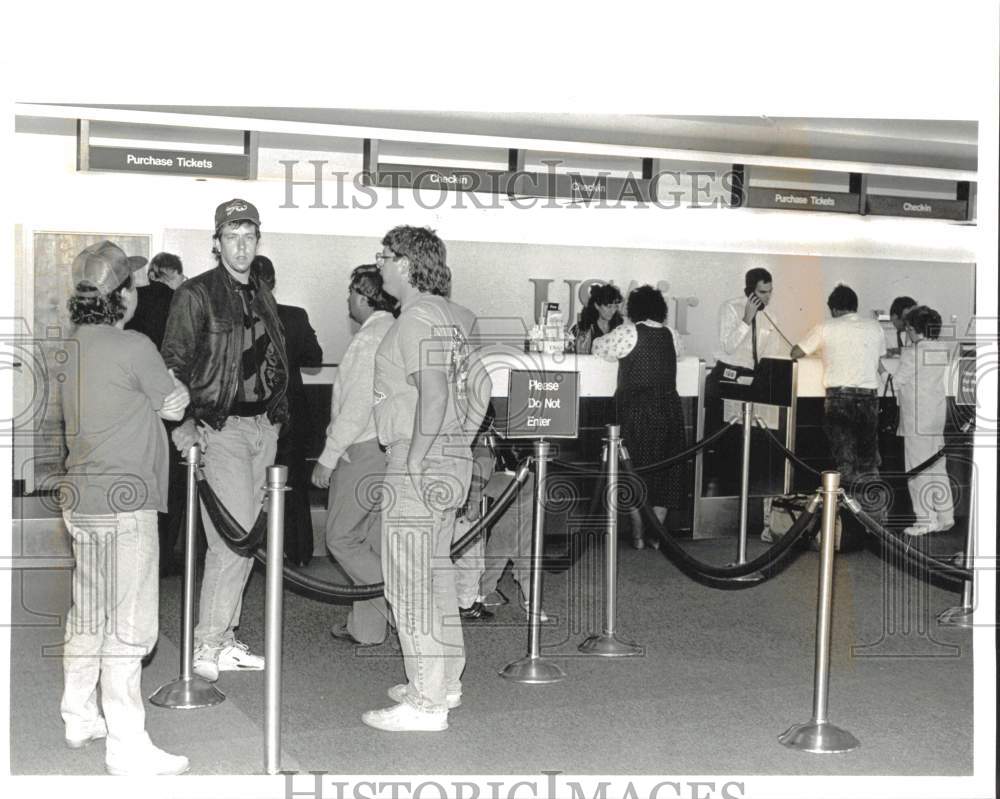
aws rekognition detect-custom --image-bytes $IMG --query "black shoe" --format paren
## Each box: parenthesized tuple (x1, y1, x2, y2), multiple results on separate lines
(459, 602, 494, 621)
(330, 623, 381, 647)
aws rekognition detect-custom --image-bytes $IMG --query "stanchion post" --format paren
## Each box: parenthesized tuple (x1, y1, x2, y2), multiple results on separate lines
(779, 471, 860, 754)
(264, 465, 288, 774)
(150, 444, 226, 709)
(578, 425, 642, 657)
(737, 400, 753, 565)
(500, 440, 566, 684)
(938, 477, 976, 628)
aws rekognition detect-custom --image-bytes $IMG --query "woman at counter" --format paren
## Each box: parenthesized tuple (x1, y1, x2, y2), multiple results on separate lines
(572, 283, 624, 354)
(593, 285, 686, 549)
(894, 305, 955, 536)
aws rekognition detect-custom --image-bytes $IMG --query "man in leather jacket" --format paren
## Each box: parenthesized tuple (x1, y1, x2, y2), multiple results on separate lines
(161, 198, 288, 683)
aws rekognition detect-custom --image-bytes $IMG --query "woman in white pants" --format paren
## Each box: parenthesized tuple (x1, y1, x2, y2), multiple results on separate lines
(894, 306, 955, 536)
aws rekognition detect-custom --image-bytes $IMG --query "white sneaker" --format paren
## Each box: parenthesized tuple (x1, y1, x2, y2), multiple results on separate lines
(217, 640, 265, 672)
(106, 743, 189, 776)
(903, 524, 933, 536)
(362, 702, 448, 732)
(387, 683, 461, 709)
(520, 600, 549, 623)
(192, 645, 220, 683)
(65, 716, 108, 749)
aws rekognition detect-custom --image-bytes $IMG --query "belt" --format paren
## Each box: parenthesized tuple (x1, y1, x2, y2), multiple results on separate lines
(231, 400, 268, 417)
(826, 387, 876, 396)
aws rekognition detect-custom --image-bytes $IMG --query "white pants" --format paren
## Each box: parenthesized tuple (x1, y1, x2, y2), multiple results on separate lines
(903, 432, 955, 528)
(61, 509, 159, 755)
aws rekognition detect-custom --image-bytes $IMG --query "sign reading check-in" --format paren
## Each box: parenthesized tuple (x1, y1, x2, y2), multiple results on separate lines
(504, 370, 580, 439)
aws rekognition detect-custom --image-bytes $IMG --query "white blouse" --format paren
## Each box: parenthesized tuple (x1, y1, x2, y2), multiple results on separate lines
(592, 320, 684, 361)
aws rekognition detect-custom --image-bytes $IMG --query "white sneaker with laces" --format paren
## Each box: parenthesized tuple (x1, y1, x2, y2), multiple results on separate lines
(106, 742, 189, 776)
(362, 702, 448, 732)
(903, 524, 933, 536)
(217, 640, 265, 672)
(192, 646, 220, 683)
(65, 716, 108, 749)
(387, 683, 461, 709)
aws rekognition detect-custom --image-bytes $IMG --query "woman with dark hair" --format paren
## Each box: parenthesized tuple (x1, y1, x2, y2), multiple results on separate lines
(572, 283, 623, 354)
(60, 241, 191, 775)
(894, 305, 955, 535)
(593, 285, 686, 549)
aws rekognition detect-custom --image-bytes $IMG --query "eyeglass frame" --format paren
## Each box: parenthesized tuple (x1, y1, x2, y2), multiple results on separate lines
(374, 252, 402, 266)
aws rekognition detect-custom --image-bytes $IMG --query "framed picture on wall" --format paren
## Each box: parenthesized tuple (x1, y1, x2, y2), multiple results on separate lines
(13, 230, 151, 494)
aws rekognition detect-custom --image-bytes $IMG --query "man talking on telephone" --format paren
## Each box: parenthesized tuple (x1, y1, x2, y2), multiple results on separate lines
(704, 267, 788, 494)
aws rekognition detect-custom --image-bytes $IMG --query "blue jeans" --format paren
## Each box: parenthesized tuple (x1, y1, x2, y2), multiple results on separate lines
(61, 509, 159, 753)
(381, 438, 473, 711)
(195, 415, 278, 651)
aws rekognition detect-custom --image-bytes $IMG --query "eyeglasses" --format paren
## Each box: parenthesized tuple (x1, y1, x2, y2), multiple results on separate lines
(375, 252, 400, 266)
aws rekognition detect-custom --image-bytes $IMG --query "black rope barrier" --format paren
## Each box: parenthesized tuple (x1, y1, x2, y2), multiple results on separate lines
(753, 419, 822, 477)
(231, 457, 535, 603)
(838, 497, 972, 583)
(617, 455, 820, 587)
(196, 471, 267, 554)
(628, 419, 740, 475)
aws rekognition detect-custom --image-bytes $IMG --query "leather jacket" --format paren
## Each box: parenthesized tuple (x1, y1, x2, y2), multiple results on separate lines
(161, 264, 289, 430)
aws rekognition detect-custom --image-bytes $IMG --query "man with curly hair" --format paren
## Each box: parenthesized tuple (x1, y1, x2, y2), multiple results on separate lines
(362, 226, 491, 732)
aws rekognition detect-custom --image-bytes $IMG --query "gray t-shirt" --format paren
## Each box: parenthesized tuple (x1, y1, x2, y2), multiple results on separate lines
(62, 325, 174, 514)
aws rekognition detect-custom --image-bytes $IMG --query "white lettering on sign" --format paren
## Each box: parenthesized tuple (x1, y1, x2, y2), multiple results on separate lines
(527, 417, 552, 427)
(572, 180, 606, 194)
(429, 173, 471, 185)
(902, 202, 932, 213)
(810, 195, 834, 206)
(127, 153, 174, 167)
(544, 398, 561, 409)
(774, 193, 808, 205)
(177, 156, 215, 169)
(528, 379, 560, 391)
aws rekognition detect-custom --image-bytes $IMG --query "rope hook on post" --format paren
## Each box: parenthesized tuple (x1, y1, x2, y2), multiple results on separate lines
(779, 471, 860, 754)
(150, 444, 225, 710)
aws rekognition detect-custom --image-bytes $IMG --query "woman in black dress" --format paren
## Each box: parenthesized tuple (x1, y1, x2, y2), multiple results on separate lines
(593, 285, 686, 549)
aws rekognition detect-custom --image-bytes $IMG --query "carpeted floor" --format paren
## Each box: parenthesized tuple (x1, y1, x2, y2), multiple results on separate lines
(9, 513, 975, 780)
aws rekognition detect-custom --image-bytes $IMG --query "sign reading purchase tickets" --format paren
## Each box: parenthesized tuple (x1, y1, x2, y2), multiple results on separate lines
(505, 370, 580, 439)
(88, 146, 251, 179)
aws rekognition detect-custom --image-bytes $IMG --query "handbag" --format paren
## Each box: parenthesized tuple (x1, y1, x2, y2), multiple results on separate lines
(878, 375, 900, 436)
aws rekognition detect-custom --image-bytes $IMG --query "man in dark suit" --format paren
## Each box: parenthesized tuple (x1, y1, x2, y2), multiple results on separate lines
(253, 256, 324, 565)
(125, 252, 187, 575)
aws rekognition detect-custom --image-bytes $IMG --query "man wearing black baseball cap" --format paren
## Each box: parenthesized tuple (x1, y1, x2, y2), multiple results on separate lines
(162, 199, 289, 682)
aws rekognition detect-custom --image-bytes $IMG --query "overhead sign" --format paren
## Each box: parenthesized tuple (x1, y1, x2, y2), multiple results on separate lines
(505, 370, 580, 439)
(866, 195, 968, 220)
(87, 146, 251, 179)
(508, 172, 657, 203)
(375, 163, 512, 194)
(747, 186, 860, 213)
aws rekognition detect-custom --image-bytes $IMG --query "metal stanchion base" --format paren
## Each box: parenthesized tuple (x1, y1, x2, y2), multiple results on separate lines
(779, 721, 860, 753)
(937, 606, 975, 628)
(149, 676, 226, 709)
(499, 655, 566, 684)
(578, 633, 643, 657)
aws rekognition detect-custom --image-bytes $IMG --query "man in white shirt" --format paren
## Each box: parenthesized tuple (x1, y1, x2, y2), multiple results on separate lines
(792, 284, 887, 495)
(705, 268, 788, 494)
(311, 265, 397, 645)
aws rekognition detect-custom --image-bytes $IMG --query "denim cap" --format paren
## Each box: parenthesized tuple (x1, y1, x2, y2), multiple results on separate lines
(72, 241, 147, 297)
(214, 198, 261, 231)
